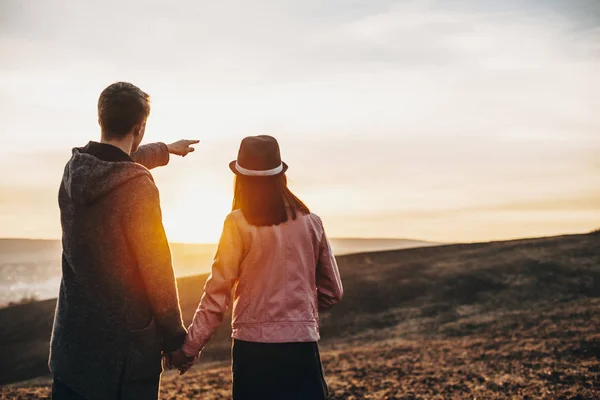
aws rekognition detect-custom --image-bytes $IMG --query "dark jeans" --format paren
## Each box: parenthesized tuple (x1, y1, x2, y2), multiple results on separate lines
(52, 377, 160, 400)
(52, 379, 85, 400)
(232, 339, 329, 400)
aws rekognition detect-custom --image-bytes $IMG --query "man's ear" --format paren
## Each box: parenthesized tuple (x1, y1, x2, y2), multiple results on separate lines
(132, 122, 142, 137)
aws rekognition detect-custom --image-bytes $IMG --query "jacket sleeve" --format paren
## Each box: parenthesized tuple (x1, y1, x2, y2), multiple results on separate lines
(316, 223, 343, 312)
(131, 142, 170, 170)
(182, 214, 243, 357)
(125, 177, 186, 352)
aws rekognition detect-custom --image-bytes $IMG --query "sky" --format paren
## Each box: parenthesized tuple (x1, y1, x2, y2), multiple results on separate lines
(0, 0, 599, 243)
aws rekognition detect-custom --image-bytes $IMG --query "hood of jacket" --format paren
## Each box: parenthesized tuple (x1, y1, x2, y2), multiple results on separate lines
(62, 147, 152, 205)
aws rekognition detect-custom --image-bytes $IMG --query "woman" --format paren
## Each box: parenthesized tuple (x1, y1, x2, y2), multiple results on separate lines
(173, 135, 343, 399)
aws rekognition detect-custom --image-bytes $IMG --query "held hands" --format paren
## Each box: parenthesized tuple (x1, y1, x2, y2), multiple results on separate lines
(164, 349, 196, 375)
(167, 140, 199, 157)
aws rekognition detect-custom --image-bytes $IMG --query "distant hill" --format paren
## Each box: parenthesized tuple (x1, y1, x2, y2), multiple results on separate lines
(0, 237, 437, 306)
(0, 232, 598, 391)
(0, 237, 437, 257)
(0, 239, 61, 263)
(328, 238, 439, 255)
(169, 238, 439, 276)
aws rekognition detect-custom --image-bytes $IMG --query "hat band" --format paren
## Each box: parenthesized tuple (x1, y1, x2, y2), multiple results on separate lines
(235, 161, 283, 176)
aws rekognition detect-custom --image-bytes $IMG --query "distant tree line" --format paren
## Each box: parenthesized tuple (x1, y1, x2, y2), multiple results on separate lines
(7, 294, 39, 308)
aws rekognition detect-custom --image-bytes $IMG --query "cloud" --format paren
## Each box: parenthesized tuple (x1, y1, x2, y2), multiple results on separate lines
(0, 0, 598, 240)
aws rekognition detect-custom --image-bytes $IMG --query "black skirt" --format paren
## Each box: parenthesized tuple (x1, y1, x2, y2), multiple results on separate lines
(232, 339, 329, 400)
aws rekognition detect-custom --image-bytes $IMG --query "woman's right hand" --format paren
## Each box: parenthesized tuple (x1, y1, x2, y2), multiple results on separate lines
(178, 356, 195, 375)
(167, 349, 196, 374)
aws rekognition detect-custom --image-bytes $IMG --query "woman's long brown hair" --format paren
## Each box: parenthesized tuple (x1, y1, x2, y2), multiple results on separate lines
(232, 174, 310, 226)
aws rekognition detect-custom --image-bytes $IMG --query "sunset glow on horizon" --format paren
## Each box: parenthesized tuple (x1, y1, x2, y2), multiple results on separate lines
(1, 0, 599, 244)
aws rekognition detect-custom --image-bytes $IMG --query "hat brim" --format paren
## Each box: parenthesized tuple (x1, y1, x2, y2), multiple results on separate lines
(229, 160, 288, 176)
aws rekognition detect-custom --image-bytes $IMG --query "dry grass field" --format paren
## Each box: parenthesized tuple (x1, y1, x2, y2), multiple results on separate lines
(1, 232, 599, 399)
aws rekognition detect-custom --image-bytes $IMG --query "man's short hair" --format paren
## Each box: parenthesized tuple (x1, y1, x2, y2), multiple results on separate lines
(98, 82, 151, 137)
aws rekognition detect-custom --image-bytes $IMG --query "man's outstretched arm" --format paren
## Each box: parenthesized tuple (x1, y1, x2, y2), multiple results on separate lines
(132, 140, 199, 169)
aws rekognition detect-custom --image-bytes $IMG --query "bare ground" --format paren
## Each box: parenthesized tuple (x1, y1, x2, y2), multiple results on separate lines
(1, 233, 600, 399)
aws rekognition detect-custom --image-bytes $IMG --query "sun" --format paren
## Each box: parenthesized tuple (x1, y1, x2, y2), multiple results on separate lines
(160, 185, 232, 244)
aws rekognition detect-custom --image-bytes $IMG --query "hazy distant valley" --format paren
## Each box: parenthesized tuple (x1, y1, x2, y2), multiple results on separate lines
(0, 237, 436, 307)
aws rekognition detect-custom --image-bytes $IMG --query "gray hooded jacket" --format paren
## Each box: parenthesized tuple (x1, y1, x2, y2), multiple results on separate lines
(49, 143, 186, 399)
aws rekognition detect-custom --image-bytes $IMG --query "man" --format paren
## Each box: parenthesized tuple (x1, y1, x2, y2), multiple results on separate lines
(49, 82, 198, 399)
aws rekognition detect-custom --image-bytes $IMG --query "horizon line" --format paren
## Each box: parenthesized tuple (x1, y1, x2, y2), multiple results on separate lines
(0, 230, 596, 245)
(0, 236, 438, 244)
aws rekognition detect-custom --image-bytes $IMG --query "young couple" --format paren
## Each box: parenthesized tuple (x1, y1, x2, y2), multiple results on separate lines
(49, 82, 343, 400)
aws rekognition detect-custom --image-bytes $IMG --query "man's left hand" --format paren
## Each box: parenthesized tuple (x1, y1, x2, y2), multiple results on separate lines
(167, 140, 199, 157)
(165, 349, 195, 374)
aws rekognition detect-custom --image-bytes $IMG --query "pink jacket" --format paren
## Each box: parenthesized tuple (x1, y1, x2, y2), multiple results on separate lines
(182, 210, 343, 357)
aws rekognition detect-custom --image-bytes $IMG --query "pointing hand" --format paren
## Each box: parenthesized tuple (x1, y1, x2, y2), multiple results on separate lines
(167, 140, 199, 157)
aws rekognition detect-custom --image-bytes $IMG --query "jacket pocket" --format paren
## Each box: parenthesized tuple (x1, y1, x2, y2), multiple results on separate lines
(124, 317, 163, 380)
